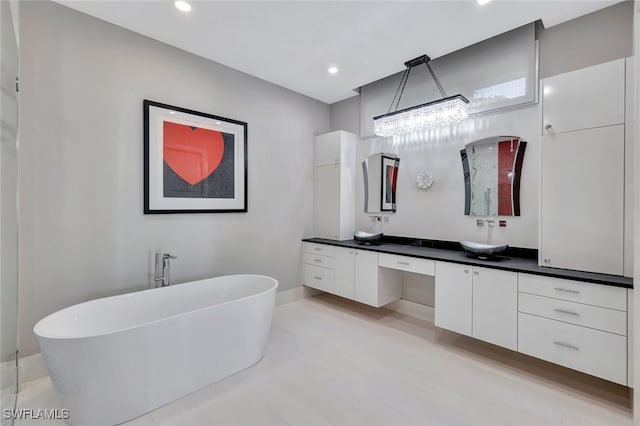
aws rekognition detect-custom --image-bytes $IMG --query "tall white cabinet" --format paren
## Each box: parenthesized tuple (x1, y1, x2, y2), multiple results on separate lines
(540, 58, 626, 275)
(314, 131, 356, 241)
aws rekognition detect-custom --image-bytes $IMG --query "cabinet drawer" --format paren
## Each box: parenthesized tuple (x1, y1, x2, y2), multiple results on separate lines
(303, 252, 335, 270)
(378, 253, 435, 276)
(518, 274, 626, 311)
(303, 242, 335, 257)
(304, 264, 334, 292)
(519, 293, 627, 335)
(518, 313, 627, 385)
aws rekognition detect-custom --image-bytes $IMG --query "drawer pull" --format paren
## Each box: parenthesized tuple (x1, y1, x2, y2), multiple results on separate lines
(314, 248, 322, 251)
(397, 261, 411, 266)
(553, 341, 580, 351)
(313, 276, 322, 281)
(464, 269, 470, 274)
(553, 287, 580, 295)
(313, 259, 323, 263)
(553, 308, 580, 317)
(473, 271, 479, 276)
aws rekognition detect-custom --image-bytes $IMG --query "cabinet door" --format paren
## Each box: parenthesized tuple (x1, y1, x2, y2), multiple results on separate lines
(435, 262, 472, 336)
(314, 132, 341, 166)
(540, 125, 624, 275)
(334, 247, 355, 299)
(472, 267, 518, 350)
(354, 250, 379, 306)
(314, 164, 340, 240)
(542, 59, 624, 134)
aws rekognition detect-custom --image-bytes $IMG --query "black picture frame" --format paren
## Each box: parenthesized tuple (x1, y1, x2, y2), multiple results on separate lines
(380, 154, 399, 212)
(143, 100, 248, 214)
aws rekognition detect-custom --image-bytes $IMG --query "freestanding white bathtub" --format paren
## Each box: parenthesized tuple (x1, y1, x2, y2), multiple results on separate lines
(34, 274, 278, 426)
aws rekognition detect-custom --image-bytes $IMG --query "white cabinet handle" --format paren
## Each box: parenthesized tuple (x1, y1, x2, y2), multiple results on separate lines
(553, 341, 579, 351)
(473, 271, 479, 276)
(313, 276, 322, 281)
(464, 269, 470, 274)
(554, 287, 580, 295)
(553, 308, 580, 317)
(313, 259, 323, 263)
(314, 248, 322, 252)
(397, 261, 410, 266)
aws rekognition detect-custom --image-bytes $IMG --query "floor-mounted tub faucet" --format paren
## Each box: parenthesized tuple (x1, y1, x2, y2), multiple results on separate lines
(154, 252, 177, 287)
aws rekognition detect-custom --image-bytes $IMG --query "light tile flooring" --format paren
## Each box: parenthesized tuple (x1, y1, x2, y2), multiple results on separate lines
(16, 294, 632, 426)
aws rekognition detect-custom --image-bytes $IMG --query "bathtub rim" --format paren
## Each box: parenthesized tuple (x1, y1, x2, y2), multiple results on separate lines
(33, 274, 279, 340)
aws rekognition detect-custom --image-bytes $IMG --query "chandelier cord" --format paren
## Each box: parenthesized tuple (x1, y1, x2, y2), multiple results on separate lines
(388, 66, 412, 113)
(425, 62, 447, 98)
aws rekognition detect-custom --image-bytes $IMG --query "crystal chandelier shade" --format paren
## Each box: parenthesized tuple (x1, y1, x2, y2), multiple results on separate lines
(373, 95, 469, 137)
(373, 55, 469, 137)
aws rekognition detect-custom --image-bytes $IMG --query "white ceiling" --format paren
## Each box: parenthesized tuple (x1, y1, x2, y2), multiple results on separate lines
(54, 0, 622, 104)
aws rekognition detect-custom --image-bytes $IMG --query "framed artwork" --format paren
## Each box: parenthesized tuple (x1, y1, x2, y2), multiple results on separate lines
(144, 100, 247, 213)
(381, 154, 399, 212)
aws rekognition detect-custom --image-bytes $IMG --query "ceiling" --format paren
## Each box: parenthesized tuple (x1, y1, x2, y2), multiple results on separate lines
(54, 0, 622, 104)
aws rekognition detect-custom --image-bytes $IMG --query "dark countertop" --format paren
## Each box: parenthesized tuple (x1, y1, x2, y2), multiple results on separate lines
(303, 237, 633, 289)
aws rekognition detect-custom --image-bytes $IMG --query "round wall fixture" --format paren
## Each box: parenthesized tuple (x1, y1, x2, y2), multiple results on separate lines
(416, 171, 434, 190)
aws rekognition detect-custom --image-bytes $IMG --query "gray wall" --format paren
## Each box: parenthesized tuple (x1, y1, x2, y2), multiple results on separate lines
(538, 1, 633, 79)
(18, 1, 329, 356)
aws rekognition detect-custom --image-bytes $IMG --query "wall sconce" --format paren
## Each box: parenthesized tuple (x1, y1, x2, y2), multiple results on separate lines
(373, 54, 469, 137)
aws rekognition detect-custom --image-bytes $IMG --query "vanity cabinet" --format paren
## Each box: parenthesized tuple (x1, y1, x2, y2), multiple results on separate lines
(518, 273, 628, 385)
(314, 131, 356, 241)
(539, 58, 627, 276)
(303, 240, 632, 386)
(435, 262, 517, 350)
(304, 244, 402, 308)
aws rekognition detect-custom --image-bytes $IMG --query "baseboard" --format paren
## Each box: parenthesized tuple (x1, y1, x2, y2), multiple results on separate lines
(19, 353, 48, 385)
(276, 285, 320, 306)
(385, 298, 435, 322)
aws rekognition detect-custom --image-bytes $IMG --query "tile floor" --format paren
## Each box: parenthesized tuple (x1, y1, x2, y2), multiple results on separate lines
(15, 294, 633, 425)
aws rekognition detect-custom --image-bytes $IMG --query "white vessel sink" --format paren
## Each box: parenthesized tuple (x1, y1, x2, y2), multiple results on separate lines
(459, 240, 508, 258)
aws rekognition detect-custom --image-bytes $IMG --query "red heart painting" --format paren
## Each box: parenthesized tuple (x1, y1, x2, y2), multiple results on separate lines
(163, 121, 224, 185)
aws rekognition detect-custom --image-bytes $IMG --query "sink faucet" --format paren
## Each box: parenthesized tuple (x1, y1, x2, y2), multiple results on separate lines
(154, 252, 177, 287)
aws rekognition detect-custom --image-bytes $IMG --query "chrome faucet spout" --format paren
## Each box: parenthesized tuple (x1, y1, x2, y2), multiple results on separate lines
(154, 252, 177, 287)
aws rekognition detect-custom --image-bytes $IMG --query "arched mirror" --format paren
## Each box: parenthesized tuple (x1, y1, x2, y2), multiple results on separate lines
(460, 136, 526, 216)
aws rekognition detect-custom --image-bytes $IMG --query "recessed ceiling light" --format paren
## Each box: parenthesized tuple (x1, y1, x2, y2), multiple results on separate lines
(477, 0, 492, 5)
(328, 66, 339, 75)
(174, 1, 192, 12)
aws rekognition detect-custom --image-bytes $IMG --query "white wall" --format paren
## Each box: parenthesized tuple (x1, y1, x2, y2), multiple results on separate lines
(18, 1, 329, 356)
(354, 107, 540, 248)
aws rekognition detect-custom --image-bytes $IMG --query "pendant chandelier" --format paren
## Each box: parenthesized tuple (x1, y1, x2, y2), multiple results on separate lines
(373, 54, 469, 137)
